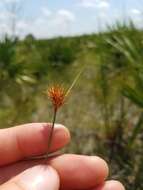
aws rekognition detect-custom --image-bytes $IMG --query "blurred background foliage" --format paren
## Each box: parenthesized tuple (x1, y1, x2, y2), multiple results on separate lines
(1, 22, 143, 189)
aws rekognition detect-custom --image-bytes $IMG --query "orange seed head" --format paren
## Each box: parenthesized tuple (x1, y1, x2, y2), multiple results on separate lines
(47, 85, 65, 110)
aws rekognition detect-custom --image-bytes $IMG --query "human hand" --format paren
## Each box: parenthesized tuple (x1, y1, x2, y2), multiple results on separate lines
(0, 123, 125, 190)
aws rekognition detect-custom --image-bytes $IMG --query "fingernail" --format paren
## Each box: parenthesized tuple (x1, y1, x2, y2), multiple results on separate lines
(17, 165, 59, 190)
(88, 156, 109, 184)
(54, 124, 71, 142)
(54, 124, 66, 129)
(103, 181, 125, 190)
(96, 181, 125, 190)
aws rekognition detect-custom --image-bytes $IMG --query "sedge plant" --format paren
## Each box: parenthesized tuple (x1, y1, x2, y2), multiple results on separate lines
(45, 68, 84, 159)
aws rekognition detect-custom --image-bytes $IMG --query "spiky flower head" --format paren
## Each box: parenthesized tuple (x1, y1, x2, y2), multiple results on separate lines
(47, 85, 66, 111)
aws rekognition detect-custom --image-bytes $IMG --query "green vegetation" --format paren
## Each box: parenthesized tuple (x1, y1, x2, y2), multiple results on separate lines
(1, 23, 143, 189)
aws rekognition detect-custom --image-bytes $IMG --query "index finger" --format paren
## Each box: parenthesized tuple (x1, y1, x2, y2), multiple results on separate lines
(0, 123, 70, 166)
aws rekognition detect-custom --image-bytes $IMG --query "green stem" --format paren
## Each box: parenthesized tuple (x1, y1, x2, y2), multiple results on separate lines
(47, 108, 57, 155)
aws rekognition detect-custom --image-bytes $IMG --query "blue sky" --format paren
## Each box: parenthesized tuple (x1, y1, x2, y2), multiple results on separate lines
(0, 0, 143, 38)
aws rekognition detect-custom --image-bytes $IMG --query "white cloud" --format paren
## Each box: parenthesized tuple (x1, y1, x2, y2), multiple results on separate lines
(78, 0, 110, 9)
(97, 1, 109, 8)
(57, 9, 75, 22)
(17, 20, 27, 29)
(0, 23, 9, 34)
(3, 0, 20, 4)
(127, 9, 142, 28)
(78, 0, 97, 8)
(130, 9, 142, 15)
(0, 10, 16, 22)
(41, 7, 52, 17)
(0, 5, 76, 38)
(0, 12, 8, 20)
(21, 9, 76, 38)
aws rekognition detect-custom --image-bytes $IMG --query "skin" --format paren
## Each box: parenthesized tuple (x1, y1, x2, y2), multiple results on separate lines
(0, 123, 125, 190)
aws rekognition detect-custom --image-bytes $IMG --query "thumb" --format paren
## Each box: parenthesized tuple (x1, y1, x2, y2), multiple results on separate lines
(0, 165, 60, 190)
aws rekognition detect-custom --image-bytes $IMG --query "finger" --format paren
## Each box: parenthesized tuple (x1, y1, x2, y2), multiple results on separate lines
(0, 123, 70, 166)
(71, 180, 125, 190)
(49, 154, 109, 190)
(0, 154, 109, 190)
(0, 165, 59, 190)
(93, 180, 125, 190)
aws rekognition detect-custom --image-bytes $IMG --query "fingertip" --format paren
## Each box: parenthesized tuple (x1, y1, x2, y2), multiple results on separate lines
(96, 180, 125, 190)
(54, 124, 71, 144)
(106, 180, 125, 190)
(90, 156, 109, 183)
(49, 154, 109, 189)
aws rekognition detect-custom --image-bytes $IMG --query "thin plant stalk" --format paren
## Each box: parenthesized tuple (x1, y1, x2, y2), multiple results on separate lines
(65, 66, 85, 98)
(46, 108, 57, 156)
(45, 68, 85, 159)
